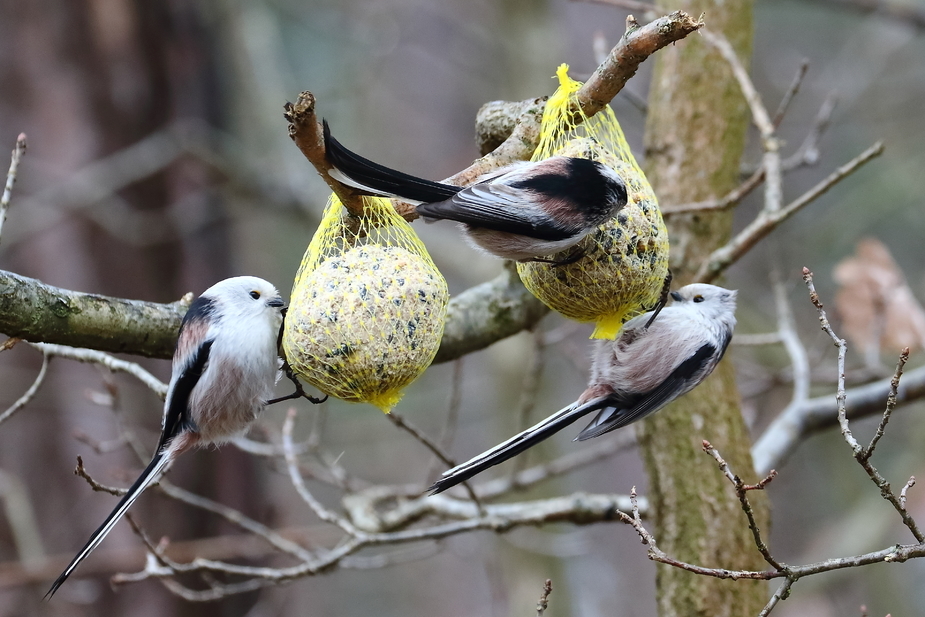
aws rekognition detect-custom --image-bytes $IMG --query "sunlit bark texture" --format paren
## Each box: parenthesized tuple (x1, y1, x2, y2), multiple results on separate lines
(639, 1, 770, 615)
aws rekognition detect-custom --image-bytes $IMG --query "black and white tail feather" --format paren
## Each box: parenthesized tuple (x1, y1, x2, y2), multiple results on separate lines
(322, 120, 628, 262)
(46, 452, 175, 598)
(46, 276, 284, 598)
(429, 284, 737, 495)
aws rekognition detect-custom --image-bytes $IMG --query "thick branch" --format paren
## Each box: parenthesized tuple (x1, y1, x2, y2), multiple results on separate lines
(0, 265, 545, 362)
(471, 11, 703, 157)
(0, 270, 189, 358)
(578, 11, 704, 117)
(434, 262, 548, 364)
(284, 91, 367, 215)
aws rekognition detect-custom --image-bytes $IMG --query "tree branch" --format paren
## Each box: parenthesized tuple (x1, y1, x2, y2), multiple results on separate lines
(0, 270, 191, 358)
(0, 133, 27, 244)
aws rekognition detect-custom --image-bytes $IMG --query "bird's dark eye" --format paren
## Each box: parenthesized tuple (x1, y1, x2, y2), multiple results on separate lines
(249, 291, 261, 300)
(693, 295, 704, 303)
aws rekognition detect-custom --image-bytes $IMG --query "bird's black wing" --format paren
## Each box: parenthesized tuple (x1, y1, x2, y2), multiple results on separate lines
(322, 120, 461, 203)
(575, 342, 717, 441)
(416, 182, 578, 241)
(157, 338, 213, 452)
(158, 296, 217, 451)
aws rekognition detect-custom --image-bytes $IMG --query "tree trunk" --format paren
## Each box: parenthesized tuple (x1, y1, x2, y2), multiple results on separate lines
(639, 1, 770, 615)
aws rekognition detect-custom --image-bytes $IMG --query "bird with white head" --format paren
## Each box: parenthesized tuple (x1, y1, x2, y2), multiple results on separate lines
(429, 284, 737, 494)
(47, 276, 285, 598)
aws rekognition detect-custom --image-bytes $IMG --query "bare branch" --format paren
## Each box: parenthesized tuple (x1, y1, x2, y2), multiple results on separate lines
(282, 408, 362, 535)
(702, 441, 784, 571)
(33, 342, 168, 397)
(384, 411, 483, 508)
(802, 268, 924, 543)
(0, 351, 49, 426)
(157, 481, 315, 562)
(536, 579, 553, 617)
(434, 262, 549, 363)
(283, 91, 367, 215)
(577, 11, 703, 118)
(781, 92, 838, 171)
(773, 268, 811, 411)
(662, 167, 764, 215)
(863, 348, 909, 461)
(753, 362, 925, 474)
(773, 60, 810, 128)
(760, 578, 795, 617)
(0, 133, 27, 244)
(0, 269, 190, 359)
(462, 10, 704, 186)
(900, 477, 916, 510)
(0, 261, 547, 366)
(696, 143, 884, 283)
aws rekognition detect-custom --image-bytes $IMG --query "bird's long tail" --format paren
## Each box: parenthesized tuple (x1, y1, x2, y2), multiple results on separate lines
(429, 396, 611, 495)
(45, 450, 174, 598)
(322, 120, 461, 204)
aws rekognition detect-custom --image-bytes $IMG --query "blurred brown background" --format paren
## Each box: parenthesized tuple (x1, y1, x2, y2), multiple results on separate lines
(1, 0, 924, 615)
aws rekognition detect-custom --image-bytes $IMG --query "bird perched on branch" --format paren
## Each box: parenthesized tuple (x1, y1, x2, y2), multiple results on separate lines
(47, 276, 285, 598)
(429, 284, 737, 494)
(322, 120, 628, 262)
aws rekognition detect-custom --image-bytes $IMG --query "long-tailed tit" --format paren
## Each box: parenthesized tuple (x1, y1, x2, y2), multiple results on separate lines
(430, 284, 737, 494)
(47, 276, 285, 597)
(322, 121, 628, 262)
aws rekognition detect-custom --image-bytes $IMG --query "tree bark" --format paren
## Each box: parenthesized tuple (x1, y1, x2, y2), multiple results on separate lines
(638, 1, 770, 615)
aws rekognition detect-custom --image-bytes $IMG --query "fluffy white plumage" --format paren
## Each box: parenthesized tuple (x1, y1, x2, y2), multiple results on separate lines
(47, 276, 284, 598)
(430, 284, 737, 494)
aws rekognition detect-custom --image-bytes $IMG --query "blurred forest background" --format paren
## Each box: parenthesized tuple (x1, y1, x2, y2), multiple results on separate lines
(1, 0, 925, 615)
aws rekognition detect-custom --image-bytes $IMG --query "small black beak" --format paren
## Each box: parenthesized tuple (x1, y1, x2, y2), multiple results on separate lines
(268, 298, 285, 308)
(669, 291, 682, 302)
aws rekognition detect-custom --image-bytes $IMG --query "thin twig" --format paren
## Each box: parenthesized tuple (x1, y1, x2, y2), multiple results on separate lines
(702, 441, 784, 571)
(427, 358, 465, 482)
(157, 481, 315, 562)
(536, 579, 553, 616)
(662, 166, 764, 215)
(701, 29, 774, 138)
(0, 133, 27, 244)
(509, 328, 547, 477)
(863, 348, 909, 461)
(0, 351, 49, 426)
(900, 477, 916, 510)
(781, 93, 837, 171)
(773, 267, 811, 415)
(384, 412, 483, 509)
(760, 577, 795, 616)
(773, 60, 810, 128)
(281, 408, 362, 535)
(74, 456, 125, 496)
(32, 342, 167, 397)
(478, 431, 638, 498)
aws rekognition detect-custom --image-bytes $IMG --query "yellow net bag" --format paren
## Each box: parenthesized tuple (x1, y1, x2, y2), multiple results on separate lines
(516, 64, 670, 339)
(282, 195, 449, 412)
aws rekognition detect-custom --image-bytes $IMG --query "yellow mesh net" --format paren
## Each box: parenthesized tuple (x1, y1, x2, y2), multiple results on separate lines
(516, 64, 669, 339)
(282, 195, 449, 412)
